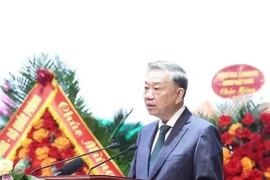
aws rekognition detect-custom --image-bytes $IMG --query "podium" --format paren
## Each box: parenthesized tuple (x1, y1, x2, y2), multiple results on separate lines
(38, 175, 141, 180)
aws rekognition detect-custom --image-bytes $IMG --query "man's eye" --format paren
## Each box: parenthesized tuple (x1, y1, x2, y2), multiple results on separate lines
(144, 86, 149, 90)
(154, 87, 160, 91)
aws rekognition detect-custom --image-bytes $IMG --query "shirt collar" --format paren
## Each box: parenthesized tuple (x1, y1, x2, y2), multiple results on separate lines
(158, 105, 186, 128)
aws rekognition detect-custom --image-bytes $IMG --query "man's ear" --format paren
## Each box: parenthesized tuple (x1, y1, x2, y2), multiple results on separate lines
(176, 88, 184, 104)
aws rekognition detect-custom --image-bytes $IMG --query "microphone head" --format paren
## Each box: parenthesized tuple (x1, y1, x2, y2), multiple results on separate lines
(128, 144, 137, 151)
(106, 142, 120, 149)
(58, 158, 84, 175)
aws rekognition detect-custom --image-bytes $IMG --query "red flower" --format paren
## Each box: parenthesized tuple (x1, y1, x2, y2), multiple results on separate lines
(224, 157, 242, 176)
(48, 127, 63, 138)
(27, 128, 36, 139)
(49, 146, 61, 160)
(242, 113, 255, 125)
(43, 118, 58, 129)
(38, 137, 51, 147)
(36, 68, 54, 85)
(42, 109, 53, 119)
(252, 150, 264, 164)
(221, 132, 233, 145)
(235, 127, 251, 140)
(249, 168, 264, 179)
(31, 159, 42, 169)
(238, 142, 254, 158)
(60, 148, 76, 160)
(263, 124, 270, 135)
(259, 157, 270, 171)
(249, 133, 262, 144)
(260, 113, 270, 124)
(218, 115, 232, 127)
(264, 140, 270, 152)
(241, 170, 251, 179)
(28, 141, 39, 152)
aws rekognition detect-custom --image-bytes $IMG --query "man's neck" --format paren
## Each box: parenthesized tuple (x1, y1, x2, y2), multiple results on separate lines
(160, 105, 185, 126)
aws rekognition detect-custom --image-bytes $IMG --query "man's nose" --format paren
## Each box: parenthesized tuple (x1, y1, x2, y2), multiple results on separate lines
(145, 89, 154, 99)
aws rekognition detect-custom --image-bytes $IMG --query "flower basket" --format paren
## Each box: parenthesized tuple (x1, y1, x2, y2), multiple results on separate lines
(209, 100, 270, 179)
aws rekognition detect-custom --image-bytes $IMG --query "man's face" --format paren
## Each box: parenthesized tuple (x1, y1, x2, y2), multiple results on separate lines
(144, 69, 183, 121)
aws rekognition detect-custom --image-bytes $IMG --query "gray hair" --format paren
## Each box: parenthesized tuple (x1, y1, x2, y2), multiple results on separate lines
(147, 61, 188, 98)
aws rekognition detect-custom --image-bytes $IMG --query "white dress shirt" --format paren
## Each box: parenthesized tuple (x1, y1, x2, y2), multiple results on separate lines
(151, 105, 186, 153)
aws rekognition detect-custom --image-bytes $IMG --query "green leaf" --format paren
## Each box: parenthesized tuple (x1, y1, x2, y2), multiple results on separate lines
(13, 159, 27, 180)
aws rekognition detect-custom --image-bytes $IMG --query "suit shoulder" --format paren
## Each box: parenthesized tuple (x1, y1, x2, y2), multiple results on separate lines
(190, 115, 218, 130)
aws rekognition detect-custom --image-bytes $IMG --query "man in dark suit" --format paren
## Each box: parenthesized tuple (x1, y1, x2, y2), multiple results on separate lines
(128, 61, 223, 180)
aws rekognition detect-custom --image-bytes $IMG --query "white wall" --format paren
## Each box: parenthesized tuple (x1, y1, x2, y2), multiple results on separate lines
(0, 0, 269, 125)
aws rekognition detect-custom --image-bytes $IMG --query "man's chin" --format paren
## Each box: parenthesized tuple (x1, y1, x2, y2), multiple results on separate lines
(147, 111, 158, 116)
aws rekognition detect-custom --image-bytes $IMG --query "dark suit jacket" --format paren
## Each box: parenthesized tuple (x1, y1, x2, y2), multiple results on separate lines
(128, 108, 223, 180)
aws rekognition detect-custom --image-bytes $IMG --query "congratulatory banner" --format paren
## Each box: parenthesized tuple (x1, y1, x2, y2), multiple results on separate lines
(212, 64, 265, 98)
(0, 69, 123, 176)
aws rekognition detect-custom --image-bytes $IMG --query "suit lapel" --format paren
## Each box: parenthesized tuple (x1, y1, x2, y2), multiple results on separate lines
(148, 108, 192, 180)
(139, 121, 158, 178)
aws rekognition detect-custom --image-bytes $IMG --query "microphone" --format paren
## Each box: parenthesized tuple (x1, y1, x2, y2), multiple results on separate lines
(87, 144, 137, 175)
(55, 157, 84, 176)
(30, 142, 120, 175)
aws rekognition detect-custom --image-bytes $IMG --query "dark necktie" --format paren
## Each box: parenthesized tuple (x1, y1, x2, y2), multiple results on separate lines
(149, 125, 171, 171)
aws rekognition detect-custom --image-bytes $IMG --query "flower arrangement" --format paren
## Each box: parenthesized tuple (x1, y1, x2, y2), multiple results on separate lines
(0, 156, 41, 180)
(12, 108, 89, 176)
(0, 55, 142, 176)
(213, 101, 270, 180)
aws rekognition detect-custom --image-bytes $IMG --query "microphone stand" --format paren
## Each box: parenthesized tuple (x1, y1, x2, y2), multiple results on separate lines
(30, 142, 120, 175)
(88, 144, 137, 175)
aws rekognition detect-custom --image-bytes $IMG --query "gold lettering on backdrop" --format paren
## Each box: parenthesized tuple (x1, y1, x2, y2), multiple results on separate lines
(64, 111, 73, 118)
(11, 95, 42, 132)
(58, 101, 83, 137)
(81, 140, 100, 152)
(243, 78, 254, 85)
(24, 95, 42, 116)
(238, 70, 259, 77)
(92, 152, 105, 163)
(0, 140, 11, 156)
(13, 113, 29, 132)
(217, 72, 238, 79)
(218, 70, 259, 80)
(75, 129, 83, 136)
(100, 164, 115, 175)
(238, 87, 256, 94)
(101, 164, 109, 171)
(220, 87, 236, 95)
(58, 102, 70, 113)
(6, 128, 19, 140)
(105, 170, 115, 176)
(222, 78, 255, 87)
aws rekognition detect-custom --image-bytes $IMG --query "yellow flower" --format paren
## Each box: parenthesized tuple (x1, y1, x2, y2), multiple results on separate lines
(264, 168, 270, 179)
(18, 147, 29, 159)
(223, 147, 231, 165)
(53, 136, 70, 150)
(229, 123, 242, 135)
(42, 167, 54, 176)
(41, 157, 57, 167)
(35, 147, 50, 160)
(241, 156, 255, 172)
(0, 159, 13, 176)
(33, 128, 49, 142)
(33, 119, 44, 129)
(22, 138, 33, 148)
